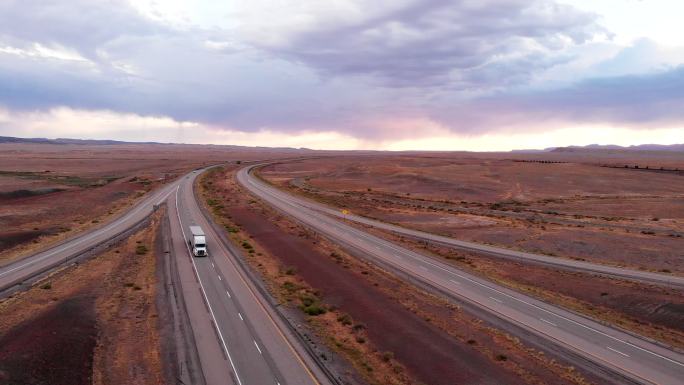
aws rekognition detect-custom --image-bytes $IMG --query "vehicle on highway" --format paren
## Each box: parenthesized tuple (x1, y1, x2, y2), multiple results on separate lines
(189, 225, 208, 257)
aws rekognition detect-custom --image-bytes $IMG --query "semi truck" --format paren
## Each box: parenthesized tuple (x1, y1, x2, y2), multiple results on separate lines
(189, 226, 207, 257)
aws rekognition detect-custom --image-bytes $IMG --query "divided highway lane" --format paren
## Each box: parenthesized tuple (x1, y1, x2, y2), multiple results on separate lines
(316, 208, 684, 288)
(171, 171, 326, 385)
(245, 166, 683, 288)
(0, 173, 187, 292)
(238, 165, 684, 385)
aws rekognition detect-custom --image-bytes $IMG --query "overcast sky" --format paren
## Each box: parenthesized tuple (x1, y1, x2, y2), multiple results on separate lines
(1, 0, 683, 150)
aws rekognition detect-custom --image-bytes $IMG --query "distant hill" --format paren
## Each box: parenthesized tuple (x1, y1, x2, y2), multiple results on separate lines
(552, 144, 684, 152)
(0, 136, 159, 145)
(510, 148, 557, 153)
(0, 136, 53, 144)
(0, 135, 314, 152)
(512, 143, 683, 153)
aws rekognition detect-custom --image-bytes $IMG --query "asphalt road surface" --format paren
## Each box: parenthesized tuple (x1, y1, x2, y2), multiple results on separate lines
(0, 175, 184, 291)
(245, 166, 683, 288)
(316, 206, 684, 288)
(0, 169, 329, 385)
(169, 171, 326, 385)
(238, 164, 684, 385)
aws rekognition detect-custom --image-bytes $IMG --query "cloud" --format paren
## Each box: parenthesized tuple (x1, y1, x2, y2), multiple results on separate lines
(0, 0, 682, 147)
(0, 0, 160, 59)
(0, 106, 367, 150)
(428, 64, 684, 133)
(520, 64, 684, 125)
(247, 0, 603, 88)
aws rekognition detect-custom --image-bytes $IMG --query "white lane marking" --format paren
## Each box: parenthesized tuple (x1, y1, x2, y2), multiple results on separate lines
(218, 275, 222, 281)
(0, 182, 179, 278)
(608, 347, 630, 357)
(176, 186, 244, 385)
(238, 313, 244, 321)
(212, 263, 215, 268)
(254, 340, 262, 354)
(242, 168, 684, 368)
(449, 279, 460, 285)
(155, 187, 176, 205)
(226, 290, 231, 298)
(489, 296, 503, 303)
(443, 269, 684, 367)
(540, 318, 557, 327)
(314, 188, 683, 288)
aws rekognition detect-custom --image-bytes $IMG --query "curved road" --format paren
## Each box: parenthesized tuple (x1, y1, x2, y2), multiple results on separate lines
(0, 175, 184, 291)
(169, 170, 327, 385)
(0, 169, 330, 385)
(238, 164, 684, 385)
(248, 166, 683, 288)
(315, 207, 684, 288)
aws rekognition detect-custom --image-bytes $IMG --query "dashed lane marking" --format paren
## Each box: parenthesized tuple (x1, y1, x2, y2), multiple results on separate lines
(608, 347, 630, 357)
(540, 318, 557, 327)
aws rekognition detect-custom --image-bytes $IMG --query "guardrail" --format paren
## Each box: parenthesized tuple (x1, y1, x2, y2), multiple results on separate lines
(193, 170, 344, 385)
(0, 206, 159, 297)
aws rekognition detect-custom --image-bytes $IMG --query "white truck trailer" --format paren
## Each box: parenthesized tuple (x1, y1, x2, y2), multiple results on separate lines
(189, 226, 208, 257)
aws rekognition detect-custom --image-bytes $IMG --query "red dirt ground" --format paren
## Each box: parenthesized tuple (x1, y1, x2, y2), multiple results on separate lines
(201, 167, 597, 384)
(0, 210, 167, 385)
(260, 154, 684, 271)
(0, 296, 98, 385)
(0, 142, 312, 263)
(230, 207, 535, 385)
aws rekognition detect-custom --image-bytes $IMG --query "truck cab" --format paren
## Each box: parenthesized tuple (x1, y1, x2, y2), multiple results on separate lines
(189, 226, 208, 257)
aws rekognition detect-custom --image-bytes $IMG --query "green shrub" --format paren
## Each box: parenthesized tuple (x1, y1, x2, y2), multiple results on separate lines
(281, 281, 300, 293)
(300, 295, 315, 307)
(136, 245, 148, 255)
(337, 313, 353, 326)
(303, 304, 326, 316)
(300, 294, 326, 316)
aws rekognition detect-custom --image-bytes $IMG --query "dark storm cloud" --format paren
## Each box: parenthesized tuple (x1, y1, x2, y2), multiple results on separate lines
(260, 0, 602, 88)
(432, 65, 684, 132)
(520, 64, 684, 124)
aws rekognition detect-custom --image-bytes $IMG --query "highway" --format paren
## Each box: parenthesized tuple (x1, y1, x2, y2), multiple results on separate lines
(169, 170, 326, 385)
(238, 164, 684, 385)
(0, 168, 330, 385)
(315, 207, 684, 288)
(0, 175, 184, 292)
(247, 167, 684, 288)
